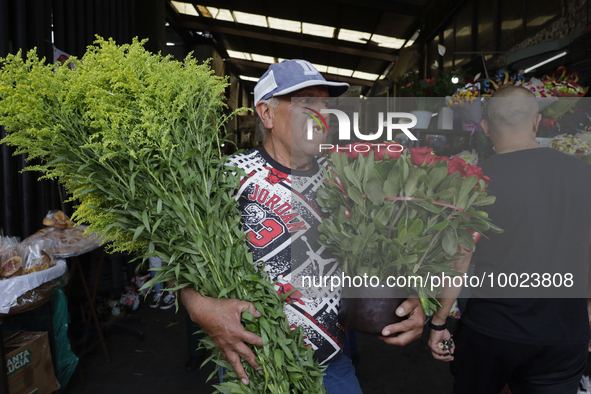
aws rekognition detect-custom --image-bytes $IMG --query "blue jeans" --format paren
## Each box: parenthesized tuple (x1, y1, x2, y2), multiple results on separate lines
(323, 353, 363, 394)
(217, 353, 362, 393)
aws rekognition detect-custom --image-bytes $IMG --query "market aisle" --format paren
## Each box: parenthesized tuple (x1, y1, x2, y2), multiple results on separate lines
(60, 303, 591, 394)
(62, 300, 456, 394)
(62, 301, 216, 394)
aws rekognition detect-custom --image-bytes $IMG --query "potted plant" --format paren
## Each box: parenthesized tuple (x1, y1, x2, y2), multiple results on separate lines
(317, 143, 501, 335)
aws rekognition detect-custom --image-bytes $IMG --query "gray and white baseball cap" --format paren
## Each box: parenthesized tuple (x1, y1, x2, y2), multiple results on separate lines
(254, 59, 349, 105)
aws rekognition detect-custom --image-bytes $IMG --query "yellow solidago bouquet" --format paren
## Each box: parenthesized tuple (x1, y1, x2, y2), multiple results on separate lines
(0, 38, 326, 393)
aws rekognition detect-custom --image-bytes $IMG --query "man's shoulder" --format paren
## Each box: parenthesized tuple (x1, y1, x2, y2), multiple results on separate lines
(481, 148, 591, 172)
(226, 148, 265, 169)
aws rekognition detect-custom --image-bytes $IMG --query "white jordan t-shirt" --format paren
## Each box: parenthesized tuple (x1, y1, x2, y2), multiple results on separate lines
(227, 147, 345, 365)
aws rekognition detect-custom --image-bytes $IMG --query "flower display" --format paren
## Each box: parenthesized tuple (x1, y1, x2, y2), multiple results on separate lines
(548, 135, 591, 155)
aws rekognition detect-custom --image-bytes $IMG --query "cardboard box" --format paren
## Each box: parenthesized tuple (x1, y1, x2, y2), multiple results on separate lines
(4, 332, 59, 394)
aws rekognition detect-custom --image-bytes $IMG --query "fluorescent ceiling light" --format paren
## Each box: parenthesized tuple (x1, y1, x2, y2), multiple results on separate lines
(455, 27, 471, 37)
(251, 54, 275, 64)
(230, 50, 382, 81)
(268, 17, 301, 33)
(233, 11, 267, 28)
(528, 15, 555, 27)
(524, 51, 567, 73)
(501, 20, 522, 30)
(302, 22, 335, 38)
(227, 50, 252, 60)
(240, 75, 259, 82)
(206, 6, 234, 22)
(327, 66, 354, 77)
(311, 63, 328, 73)
(338, 28, 371, 44)
(370, 34, 406, 49)
(171, 1, 199, 17)
(352, 71, 380, 81)
(478, 22, 494, 33)
(401, 39, 415, 49)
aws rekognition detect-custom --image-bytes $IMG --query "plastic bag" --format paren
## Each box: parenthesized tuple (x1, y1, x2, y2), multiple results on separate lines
(0, 260, 67, 314)
(23, 226, 103, 258)
(20, 238, 56, 274)
(1, 235, 24, 278)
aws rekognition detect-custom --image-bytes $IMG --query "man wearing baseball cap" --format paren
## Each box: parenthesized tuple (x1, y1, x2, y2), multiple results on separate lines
(180, 60, 425, 393)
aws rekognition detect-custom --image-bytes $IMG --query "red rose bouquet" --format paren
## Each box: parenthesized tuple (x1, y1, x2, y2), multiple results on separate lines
(317, 144, 501, 314)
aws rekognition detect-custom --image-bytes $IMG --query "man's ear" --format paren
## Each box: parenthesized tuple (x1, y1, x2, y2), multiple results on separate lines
(533, 113, 542, 135)
(481, 118, 491, 137)
(256, 102, 273, 130)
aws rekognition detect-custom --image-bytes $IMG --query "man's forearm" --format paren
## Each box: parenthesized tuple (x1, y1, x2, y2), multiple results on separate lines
(431, 251, 473, 325)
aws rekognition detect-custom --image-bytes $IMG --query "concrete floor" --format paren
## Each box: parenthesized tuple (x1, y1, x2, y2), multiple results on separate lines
(62, 301, 456, 394)
(61, 301, 591, 394)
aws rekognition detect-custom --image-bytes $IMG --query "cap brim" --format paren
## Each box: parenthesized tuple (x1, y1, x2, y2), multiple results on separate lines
(272, 79, 350, 98)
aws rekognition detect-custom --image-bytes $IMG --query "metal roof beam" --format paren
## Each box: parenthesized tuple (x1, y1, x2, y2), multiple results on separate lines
(175, 18, 399, 62)
(226, 58, 375, 87)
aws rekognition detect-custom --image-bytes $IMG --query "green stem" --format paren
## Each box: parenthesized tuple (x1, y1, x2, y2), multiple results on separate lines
(144, 156, 224, 288)
(412, 211, 454, 273)
(387, 201, 406, 239)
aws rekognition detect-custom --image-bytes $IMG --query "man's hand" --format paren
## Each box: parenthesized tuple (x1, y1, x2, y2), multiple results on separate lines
(429, 328, 454, 362)
(379, 297, 425, 346)
(180, 288, 263, 386)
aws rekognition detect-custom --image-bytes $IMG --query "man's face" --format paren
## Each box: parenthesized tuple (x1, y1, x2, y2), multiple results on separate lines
(271, 86, 331, 159)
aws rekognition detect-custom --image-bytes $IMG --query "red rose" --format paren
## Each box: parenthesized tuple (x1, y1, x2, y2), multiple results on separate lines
(410, 147, 435, 166)
(374, 143, 404, 160)
(464, 164, 484, 180)
(434, 155, 450, 163)
(447, 156, 467, 176)
(483, 175, 491, 185)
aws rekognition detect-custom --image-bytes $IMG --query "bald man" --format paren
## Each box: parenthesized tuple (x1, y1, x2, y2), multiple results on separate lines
(427, 86, 591, 393)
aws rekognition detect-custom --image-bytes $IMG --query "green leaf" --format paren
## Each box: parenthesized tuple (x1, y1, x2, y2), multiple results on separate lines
(383, 179, 399, 198)
(442, 228, 458, 255)
(344, 166, 362, 191)
(274, 348, 285, 366)
(398, 157, 410, 183)
(457, 176, 479, 207)
(472, 195, 496, 206)
(347, 186, 365, 207)
(364, 177, 385, 205)
(132, 225, 145, 242)
(431, 220, 449, 231)
(408, 219, 424, 236)
(141, 210, 151, 232)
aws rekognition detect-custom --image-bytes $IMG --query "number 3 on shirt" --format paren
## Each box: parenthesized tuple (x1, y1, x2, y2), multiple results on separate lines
(246, 218, 284, 247)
